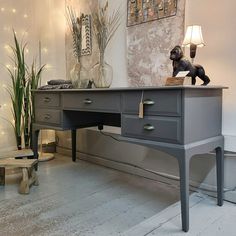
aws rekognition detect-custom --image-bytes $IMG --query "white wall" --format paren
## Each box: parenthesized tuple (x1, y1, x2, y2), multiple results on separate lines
(99, 0, 128, 87)
(185, 0, 236, 151)
(0, 0, 66, 151)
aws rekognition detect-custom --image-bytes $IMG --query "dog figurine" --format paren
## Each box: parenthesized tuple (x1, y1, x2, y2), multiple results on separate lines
(170, 45, 210, 85)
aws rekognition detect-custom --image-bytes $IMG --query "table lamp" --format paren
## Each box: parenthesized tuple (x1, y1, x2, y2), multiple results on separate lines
(182, 25, 205, 63)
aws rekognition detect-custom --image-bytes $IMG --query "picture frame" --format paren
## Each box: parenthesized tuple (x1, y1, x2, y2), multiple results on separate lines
(81, 14, 92, 56)
(127, 0, 177, 27)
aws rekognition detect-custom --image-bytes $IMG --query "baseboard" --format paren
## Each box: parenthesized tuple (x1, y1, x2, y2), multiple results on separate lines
(56, 147, 214, 190)
(224, 135, 236, 152)
(56, 146, 236, 203)
(56, 146, 178, 186)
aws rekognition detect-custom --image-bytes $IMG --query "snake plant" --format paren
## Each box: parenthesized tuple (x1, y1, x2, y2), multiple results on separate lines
(6, 31, 44, 149)
(6, 31, 26, 149)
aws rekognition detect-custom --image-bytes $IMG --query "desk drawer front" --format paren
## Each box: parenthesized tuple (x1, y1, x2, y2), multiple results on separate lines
(122, 115, 182, 143)
(62, 92, 121, 113)
(35, 109, 61, 125)
(122, 90, 182, 116)
(35, 93, 60, 108)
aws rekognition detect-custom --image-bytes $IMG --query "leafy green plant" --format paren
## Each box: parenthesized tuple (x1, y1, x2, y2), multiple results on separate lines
(27, 61, 45, 148)
(6, 31, 44, 149)
(6, 31, 27, 150)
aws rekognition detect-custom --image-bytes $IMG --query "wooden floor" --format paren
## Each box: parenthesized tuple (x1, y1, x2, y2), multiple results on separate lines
(123, 193, 236, 236)
(0, 154, 236, 236)
(0, 154, 179, 236)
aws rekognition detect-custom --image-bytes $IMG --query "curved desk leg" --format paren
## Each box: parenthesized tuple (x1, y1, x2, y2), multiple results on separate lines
(71, 129, 77, 162)
(216, 146, 224, 206)
(178, 155, 190, 232)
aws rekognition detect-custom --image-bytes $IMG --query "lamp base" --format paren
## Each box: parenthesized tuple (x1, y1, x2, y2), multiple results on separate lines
(190, 44, 197, 63)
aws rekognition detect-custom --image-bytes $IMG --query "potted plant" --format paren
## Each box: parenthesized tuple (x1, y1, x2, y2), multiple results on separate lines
(6, 31, 44, 150)
(6, 31, 26, 150)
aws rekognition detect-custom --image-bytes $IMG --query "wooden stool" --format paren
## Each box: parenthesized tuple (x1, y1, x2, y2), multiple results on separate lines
(0, 159, 39, 194)
(0, 149, 34, 159)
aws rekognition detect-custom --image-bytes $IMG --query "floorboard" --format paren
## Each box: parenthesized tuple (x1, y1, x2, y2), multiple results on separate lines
(0, 154, 179, 236)
(2, 154, 235, 236)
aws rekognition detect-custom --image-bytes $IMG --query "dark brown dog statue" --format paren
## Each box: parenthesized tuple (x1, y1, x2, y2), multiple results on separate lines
(170, 45, 210, 85)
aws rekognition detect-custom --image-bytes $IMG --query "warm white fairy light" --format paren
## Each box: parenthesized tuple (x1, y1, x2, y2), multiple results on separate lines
(3, 26, 10, 32)
(4, 44, 11, 53)
(45, 64, 52, 69)
(0, 7, 37, 142)
(21, 31, 28, 36)
(42, 47, 48, 53)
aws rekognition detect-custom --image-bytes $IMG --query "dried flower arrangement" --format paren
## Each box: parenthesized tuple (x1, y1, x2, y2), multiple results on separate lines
(66, 6, 91, 88)
(92, 1, 121, 56)
(66, 6, 83, 63)
(90, 1, 121, 88)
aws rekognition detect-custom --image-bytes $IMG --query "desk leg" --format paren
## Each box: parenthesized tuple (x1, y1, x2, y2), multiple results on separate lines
(216, 147, 224, 206)
(32, 128, 40, 170)
(178, 157, 190, 232)
(71, 129, 77, 162)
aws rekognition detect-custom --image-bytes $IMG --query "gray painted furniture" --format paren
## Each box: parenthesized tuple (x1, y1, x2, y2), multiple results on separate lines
(32, 86, 226, 232)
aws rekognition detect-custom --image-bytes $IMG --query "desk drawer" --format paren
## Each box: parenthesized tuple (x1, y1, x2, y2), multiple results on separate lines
(122, 90, 182, 116)
(122, 115, 182, 143)
(35, 93, 60, 108)
(35, 109, 61, 125)
(62, 92, 121, 113)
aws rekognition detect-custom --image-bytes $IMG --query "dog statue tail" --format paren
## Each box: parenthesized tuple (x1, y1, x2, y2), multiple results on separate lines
(195, 65, 210, 85)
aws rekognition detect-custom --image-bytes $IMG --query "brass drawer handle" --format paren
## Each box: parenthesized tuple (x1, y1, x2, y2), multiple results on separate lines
(143, 124, 155, 131)
(43, 97, 51, 103)
(44, 114, 51, 120)
(143, 99, 155, 105)
(84, 98, 93, 104)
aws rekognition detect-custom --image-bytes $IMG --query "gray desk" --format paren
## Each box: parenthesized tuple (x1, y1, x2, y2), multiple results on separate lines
(32, 86, 226, 232)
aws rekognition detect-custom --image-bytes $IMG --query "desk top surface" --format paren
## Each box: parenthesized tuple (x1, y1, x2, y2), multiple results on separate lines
(34, 85, 227, 93)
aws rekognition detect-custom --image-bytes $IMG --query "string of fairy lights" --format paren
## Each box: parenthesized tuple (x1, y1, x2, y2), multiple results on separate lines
(0, 3, 51, 146)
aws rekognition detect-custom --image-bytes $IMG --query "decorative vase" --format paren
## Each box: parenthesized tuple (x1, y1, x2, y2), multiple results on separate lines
(90, 53, 113, 88)
(70, 61, 89, 89)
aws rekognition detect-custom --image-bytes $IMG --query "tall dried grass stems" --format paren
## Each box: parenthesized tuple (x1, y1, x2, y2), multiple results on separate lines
(66, 6, 83, 63)
(92, 1, 121, 56)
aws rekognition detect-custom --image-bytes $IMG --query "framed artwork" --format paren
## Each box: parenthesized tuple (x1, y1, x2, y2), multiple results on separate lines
(81, 14, 92, 56)
(127, 0, 177, 27)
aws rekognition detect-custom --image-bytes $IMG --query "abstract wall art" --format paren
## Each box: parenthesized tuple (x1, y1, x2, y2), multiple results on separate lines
(127, 0, 177, 27)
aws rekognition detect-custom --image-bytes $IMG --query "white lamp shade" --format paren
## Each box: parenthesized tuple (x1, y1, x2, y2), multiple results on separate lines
(182, 25, 205, 47)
